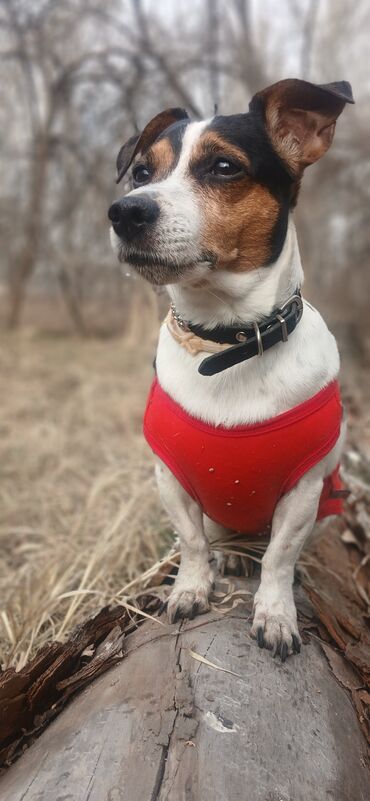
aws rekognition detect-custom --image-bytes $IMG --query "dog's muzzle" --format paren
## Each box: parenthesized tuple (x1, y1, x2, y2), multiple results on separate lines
(108, 194, 160, 242)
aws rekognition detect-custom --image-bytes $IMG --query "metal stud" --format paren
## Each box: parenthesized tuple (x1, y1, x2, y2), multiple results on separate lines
(171, 302, 188, 330)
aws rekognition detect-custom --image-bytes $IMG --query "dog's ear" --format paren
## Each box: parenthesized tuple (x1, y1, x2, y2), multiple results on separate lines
(249, 79, 354, 175)
(116, 134, 140, 184)
(116, 108, 190, 183)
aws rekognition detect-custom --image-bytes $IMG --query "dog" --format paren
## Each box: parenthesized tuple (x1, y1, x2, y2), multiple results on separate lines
(109, 79, 354, 661)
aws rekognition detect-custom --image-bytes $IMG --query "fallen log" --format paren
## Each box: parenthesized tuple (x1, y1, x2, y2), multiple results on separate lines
(0, 580, 369, 801)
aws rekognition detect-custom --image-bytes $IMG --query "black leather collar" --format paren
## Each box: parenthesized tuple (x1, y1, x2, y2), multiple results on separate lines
(170, 291, 304, 376)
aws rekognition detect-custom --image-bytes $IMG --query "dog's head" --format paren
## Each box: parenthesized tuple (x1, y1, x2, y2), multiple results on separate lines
(109, 79, 353, 285)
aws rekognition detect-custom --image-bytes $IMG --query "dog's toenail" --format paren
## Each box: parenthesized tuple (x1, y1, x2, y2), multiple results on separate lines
(158, 600, 168, 615)
(189, 602, 199, 620)
(257, 627, 264, 648)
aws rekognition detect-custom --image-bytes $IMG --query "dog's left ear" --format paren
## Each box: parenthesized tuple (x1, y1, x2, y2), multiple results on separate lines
(250, 79, 354, 175)
(116, 108, 190, 183)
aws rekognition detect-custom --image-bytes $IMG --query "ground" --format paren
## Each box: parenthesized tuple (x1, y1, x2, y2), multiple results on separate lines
(0, 325, 170, 669)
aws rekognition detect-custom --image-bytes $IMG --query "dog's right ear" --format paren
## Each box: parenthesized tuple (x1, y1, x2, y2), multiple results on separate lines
(116, 108, 190, 183)
(249, 79, 354, 176)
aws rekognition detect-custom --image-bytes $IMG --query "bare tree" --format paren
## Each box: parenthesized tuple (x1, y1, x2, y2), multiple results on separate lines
(0, 0, 368, 356)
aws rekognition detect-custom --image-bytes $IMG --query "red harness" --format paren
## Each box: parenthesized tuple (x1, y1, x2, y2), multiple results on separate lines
(144, 378, 344, 535)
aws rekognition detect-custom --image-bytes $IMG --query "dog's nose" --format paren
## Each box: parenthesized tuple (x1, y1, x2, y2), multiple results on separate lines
(108, 195, 160, 240)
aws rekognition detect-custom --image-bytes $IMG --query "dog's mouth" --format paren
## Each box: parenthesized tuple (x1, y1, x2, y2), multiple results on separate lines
(124, 251, 188, 270)
(120, 248, 215, 285)
(121, 250, 191, 285)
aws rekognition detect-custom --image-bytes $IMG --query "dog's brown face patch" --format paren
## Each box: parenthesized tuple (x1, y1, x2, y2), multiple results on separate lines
(200, 182, 280, 271)
(145, 138, 176, 181)
(189, 132, 281, 271)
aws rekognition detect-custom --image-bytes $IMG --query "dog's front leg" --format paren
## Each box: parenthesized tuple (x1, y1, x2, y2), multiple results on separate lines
(155, 459, 215, 622)
(251, 463, 325, 660)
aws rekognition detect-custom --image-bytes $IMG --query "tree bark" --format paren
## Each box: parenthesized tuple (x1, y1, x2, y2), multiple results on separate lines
(57, 266, 89, 336)
(0, 580, 368, 801)
(7, 135, 49, 329)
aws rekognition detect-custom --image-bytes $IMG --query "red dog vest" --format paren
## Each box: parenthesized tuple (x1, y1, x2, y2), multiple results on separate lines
(144, 378, 344, 535)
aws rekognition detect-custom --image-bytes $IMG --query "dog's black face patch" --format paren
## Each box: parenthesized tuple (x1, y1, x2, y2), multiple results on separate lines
(203, 113, 296, 265)
(207, 113, 292, 189)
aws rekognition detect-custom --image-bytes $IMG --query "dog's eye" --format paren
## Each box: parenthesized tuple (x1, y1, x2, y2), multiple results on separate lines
(211, 158, 241, 177)
(132, 164, 151, 185)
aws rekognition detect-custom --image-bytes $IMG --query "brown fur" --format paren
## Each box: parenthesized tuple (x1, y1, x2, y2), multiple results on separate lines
(265, 102, 302, 175)
(146, 138, 176, 181)
(256, 80, 351, 175)
(265, 101, 337, 174)
(189, 132, 280, 271)
(200, 183, 280, 271)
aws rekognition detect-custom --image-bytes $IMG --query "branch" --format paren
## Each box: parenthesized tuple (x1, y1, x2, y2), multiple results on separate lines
(132, 0, 204, 118)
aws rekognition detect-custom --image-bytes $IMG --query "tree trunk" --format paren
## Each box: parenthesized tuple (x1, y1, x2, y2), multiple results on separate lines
(57, 266, 89, 336)
(7, 135, 49, 329)
(0, 580, 368, 801)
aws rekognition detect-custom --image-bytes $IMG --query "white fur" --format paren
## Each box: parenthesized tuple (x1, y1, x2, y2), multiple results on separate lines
(155, 460, 215, 621)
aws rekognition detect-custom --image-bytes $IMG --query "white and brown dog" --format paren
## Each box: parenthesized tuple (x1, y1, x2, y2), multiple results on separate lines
(109, 79, 354, 661)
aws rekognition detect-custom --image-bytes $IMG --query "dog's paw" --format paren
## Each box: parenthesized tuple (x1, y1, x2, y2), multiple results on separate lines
(167, 569, 214, 623)
(251, 590, 301, 661)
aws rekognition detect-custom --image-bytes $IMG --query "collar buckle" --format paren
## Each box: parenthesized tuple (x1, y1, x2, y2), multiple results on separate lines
(275, 292, 303, 344)
(279, 292, 304, 320)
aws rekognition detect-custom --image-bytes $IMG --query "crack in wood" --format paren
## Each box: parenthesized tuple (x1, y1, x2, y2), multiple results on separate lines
(150, 623, 183, 801)
(149, 743, 169, 801)
(18, 751, 49, 801)
(151, 621, 202, 800)
(84, 736, 107, 801)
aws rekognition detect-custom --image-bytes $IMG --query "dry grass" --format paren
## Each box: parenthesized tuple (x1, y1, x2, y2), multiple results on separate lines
(0, 290, 173, 670)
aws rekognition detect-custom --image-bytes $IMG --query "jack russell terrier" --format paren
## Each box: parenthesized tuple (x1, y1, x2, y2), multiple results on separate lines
(109, 78, 354, 661)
